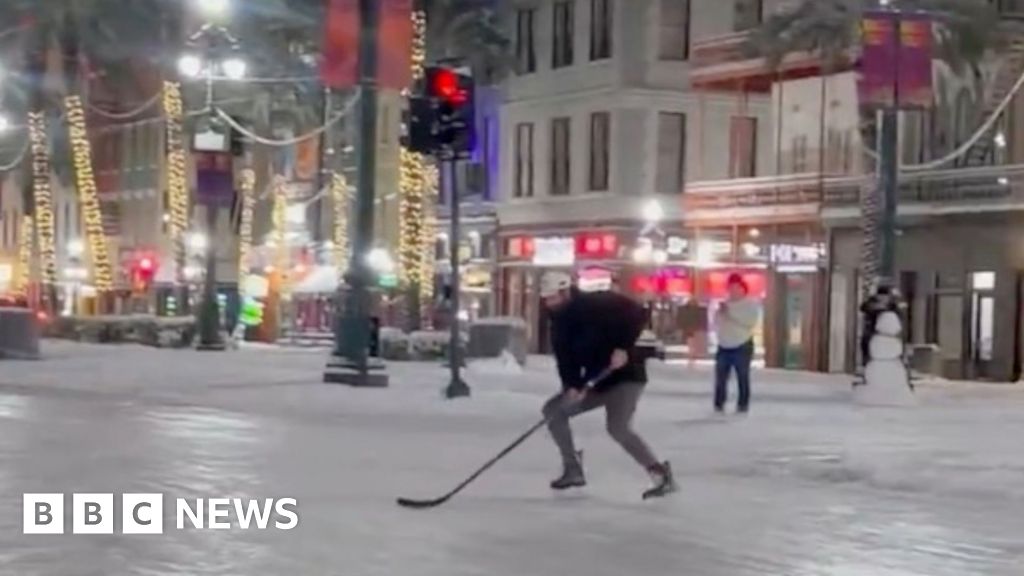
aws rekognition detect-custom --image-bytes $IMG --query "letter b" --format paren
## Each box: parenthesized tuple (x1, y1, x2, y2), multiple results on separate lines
(23, 494, 64, 534)
(73, 494, 113, 534)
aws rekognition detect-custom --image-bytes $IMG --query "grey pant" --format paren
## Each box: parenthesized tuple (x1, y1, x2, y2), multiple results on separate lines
(542, 382, 659, 470)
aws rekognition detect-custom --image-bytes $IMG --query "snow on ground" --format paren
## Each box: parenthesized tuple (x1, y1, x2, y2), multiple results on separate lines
(0, 341, 1021, 575)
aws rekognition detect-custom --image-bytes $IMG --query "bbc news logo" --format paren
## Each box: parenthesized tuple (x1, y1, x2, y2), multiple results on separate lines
(23, 494, 299, 534)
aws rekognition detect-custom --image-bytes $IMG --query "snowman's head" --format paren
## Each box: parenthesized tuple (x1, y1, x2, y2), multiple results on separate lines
(875, 311, 902, 337)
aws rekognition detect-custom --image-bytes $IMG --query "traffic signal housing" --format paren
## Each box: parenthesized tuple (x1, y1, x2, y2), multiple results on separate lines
(426, 66, 475, 156)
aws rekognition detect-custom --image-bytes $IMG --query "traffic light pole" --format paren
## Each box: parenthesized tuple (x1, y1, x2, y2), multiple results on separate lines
(444, 156, 469, 399)
(324, 0, 388, 387)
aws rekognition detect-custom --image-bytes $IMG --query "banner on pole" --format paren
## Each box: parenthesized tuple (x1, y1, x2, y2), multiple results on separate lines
(321, 0, 359, 89)
(858, 11, 933, 109)
(896, 14, 933, 108)
(378, 0, 414, 91)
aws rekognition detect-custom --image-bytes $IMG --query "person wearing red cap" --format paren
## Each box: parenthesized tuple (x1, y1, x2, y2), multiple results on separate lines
(713, 273, 761, 414)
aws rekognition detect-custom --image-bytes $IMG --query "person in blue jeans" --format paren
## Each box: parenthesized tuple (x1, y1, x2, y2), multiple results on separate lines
(713, 274, 761, 414)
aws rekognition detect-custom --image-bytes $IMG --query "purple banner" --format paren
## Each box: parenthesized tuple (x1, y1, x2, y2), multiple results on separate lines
(859, 12, 898, 108)
(195, 151, 235, 207)
(897, 14, 934, 108)
(858, 11, 933, 109)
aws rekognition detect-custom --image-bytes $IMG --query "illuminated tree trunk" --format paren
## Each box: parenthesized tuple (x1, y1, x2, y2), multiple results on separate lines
(65, 95, 114, 295)
(15, 216, 34, 300)
(398, 9, 437, 331)
(162, 81, 191, 313)
(237, 168, 257, 289)
(26, 112, 58, 308)
(331, 172, 350, 270)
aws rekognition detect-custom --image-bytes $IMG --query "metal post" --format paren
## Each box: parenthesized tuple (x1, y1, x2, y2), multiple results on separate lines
(878, 108, 899, 283)
(445, 157, 470, 398)
(313, 86, 332, 242)
(196, 69, 224, 350)
(325, 0, 388, 387)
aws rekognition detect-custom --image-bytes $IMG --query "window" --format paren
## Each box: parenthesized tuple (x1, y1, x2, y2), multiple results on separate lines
(590, 0, 613, 60)
(515, 8, 537, 74)
(514, 122, 535, 198)
(552, 1, 575, 69)
(791, 134, 808, 173)
(550, 117, 572, 195)
(658, 0, 690, 60)
(655, 112, 686, 194)
(733, 0, 762, 32)
(729, 116, 757, 178)
(588, 112, 610, 191)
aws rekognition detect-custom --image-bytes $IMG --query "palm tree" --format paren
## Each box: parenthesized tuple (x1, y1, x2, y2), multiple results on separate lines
(0, 0, 170, 309)
(747, 0, 1001, 294)
(397, 0, 510, 331)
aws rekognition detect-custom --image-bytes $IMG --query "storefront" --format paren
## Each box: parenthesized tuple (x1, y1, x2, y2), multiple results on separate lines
(498, 228, 693, 352)
(665, 225, 828, 370)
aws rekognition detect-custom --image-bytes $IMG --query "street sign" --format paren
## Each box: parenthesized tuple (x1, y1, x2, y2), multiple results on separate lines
(195, 151, 235, 207)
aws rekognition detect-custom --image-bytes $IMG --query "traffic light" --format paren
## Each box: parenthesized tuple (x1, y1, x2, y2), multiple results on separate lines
(403, 96, 436, 154)
(132, 253, 158, 294)
(403, 66, 475, 157)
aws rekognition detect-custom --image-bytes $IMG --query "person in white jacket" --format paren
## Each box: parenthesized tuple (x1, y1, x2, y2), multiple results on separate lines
(713, 274, 761, 414)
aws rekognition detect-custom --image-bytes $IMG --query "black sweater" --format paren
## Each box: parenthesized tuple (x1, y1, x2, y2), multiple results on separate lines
(550, 289, 649, 392)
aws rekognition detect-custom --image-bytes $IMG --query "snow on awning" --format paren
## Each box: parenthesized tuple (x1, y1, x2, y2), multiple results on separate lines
(292, 265, 341, 295)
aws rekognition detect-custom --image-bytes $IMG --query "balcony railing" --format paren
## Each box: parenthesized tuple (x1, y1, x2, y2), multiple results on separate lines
(691, 32, 753, 69)
(690, 31, 847, 90)
(682, 164, 1024, 221)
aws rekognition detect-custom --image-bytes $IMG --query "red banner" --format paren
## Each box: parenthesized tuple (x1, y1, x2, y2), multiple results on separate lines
(320, 0, 359, 89)
(378, 0, 413, 91)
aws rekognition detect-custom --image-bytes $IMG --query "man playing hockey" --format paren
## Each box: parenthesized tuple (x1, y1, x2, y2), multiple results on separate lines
(539, 272, 677, 500)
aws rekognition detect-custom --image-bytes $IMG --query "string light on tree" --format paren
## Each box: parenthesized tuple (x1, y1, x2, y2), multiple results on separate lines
(65, 95, 113, 292)
(271, 176, 289, 279)
(397, 9, 436, 327)
(331, 172, 349, 270)
(27, 112, 57, 287)
(162, 81, 190, 285)
(237, 168, 256, 284)
(15, 216, 33, 298)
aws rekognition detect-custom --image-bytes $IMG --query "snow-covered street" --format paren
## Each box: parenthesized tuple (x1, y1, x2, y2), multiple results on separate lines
(0, 341, 1022, 575)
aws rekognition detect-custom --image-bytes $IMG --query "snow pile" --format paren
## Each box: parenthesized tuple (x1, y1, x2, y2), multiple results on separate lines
(468, 350, 524, 375)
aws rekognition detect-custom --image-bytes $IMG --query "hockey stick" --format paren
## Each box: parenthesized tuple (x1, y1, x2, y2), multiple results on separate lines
(396, 368, 613, 509)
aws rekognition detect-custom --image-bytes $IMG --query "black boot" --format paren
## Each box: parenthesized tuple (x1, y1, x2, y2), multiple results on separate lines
(550, 451, 586, 490)
(642, 461, 678, 500)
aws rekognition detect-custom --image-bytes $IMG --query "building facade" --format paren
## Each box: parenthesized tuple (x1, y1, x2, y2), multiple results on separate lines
(686, 0, 1024, 378)
(497, 0, 775, 352)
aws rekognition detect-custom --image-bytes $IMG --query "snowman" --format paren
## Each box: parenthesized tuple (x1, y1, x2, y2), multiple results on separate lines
(857, 310, 916, 406)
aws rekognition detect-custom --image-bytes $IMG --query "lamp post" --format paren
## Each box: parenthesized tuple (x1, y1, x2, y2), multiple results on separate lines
(178, 19, 246, 351)
(324, 0, 388, 387)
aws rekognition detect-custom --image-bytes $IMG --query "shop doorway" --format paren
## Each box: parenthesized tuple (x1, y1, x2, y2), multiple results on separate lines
(778, 272, 816, 369)
(968, 272, 996, 379)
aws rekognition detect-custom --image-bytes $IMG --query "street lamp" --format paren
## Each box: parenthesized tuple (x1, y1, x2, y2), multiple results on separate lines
(195, 0, 230, 17)
(642, 198, 664, 224)
(221, 57, 247, 81)
(188, 232, 208, 253)
(177, 54, 203, 78)
(67, 238, 85, 258)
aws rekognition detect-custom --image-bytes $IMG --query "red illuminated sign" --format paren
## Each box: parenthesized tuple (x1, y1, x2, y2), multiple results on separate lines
(575, 233, 618, 259)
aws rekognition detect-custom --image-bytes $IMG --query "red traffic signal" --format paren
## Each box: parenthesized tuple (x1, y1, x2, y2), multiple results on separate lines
(138, 257, 154, 272)
(428, 67, 467, 105)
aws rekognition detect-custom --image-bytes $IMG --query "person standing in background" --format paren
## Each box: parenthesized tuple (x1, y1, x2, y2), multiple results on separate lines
(713, 274, 761, 414)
